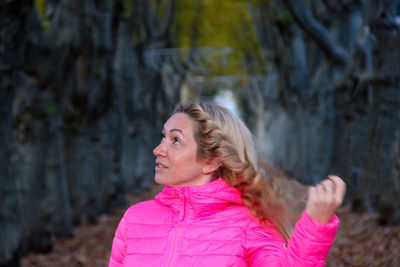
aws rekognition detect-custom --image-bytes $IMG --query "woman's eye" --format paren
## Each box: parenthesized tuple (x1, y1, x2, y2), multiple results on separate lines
(173, 138, 180, 145)
(161, 134, 166, 141)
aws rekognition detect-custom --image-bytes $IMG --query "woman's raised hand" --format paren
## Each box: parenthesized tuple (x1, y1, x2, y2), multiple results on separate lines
(305, 175, 346, 224)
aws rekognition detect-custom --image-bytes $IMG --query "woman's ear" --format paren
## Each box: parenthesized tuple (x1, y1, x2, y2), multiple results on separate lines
(202, 160, 222, 175)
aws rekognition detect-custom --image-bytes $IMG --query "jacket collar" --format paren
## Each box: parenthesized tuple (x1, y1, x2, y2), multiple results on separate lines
(155, 178, 243, 219)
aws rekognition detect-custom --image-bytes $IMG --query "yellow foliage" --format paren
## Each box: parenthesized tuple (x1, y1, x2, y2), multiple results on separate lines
(35, 0, 46, 14)
(172, 0, 265, 76)
(34, 0, 49, 31)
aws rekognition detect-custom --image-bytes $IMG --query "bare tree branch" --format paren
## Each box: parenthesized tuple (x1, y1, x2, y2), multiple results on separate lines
(322, 0, 363, 13)
(283, 0, 349, 65)
(155, 0, 176, 38)
(139, 0, 153, 38)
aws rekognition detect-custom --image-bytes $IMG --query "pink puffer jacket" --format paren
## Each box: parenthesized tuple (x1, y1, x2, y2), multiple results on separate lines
(109, 178, 339, 266)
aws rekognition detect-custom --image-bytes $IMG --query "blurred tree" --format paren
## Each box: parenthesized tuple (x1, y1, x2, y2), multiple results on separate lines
(0, 1, 37, 265)
(115, 0, 177, 193)
(171, 0, 265, 76)
(247, 0, 400, 223)
(2, 0, 178, 264)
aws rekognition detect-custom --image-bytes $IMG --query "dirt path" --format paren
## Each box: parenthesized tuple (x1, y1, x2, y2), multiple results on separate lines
(22, 184, 400, 267)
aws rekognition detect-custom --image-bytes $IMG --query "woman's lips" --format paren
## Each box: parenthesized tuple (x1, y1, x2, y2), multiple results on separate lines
(155, 161, 168, 171)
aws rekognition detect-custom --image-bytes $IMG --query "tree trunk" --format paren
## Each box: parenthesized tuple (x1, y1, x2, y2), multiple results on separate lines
(358, 0, 400, 222)
(115, 0, 177, 192)
(0, 75, 20, 267)
(248, 0, 344, 184)
(54, 0, 125, 223)
(248, 0, 400, 222)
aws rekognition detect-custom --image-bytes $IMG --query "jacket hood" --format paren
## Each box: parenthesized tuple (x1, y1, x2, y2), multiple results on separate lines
(155, 178, 244, 219)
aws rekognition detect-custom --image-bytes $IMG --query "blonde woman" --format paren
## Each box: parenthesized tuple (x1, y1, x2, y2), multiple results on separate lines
(109, 102, 346, 266)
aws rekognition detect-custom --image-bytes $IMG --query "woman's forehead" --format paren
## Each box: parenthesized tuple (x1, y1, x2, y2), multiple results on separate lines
(163, 113, 195, 133)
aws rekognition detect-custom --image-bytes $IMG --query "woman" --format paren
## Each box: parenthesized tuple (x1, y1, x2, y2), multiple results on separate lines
(109, 102, 346, 266)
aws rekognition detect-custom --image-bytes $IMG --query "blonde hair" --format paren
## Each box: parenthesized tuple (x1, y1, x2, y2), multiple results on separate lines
(174, 102, 306, 241)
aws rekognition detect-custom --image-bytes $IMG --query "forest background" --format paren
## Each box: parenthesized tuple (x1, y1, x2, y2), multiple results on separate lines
(1, 0, 400, 266)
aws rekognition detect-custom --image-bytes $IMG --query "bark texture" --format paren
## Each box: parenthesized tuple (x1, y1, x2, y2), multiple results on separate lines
(248, 0, 400, 222)
(0, 0, 176, 265)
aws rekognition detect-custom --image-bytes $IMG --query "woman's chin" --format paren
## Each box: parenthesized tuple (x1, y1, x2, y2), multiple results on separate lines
(154, 175, 166, 186)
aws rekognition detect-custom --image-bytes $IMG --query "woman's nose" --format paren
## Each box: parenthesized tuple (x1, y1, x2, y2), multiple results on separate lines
(153, 142, 166, 157)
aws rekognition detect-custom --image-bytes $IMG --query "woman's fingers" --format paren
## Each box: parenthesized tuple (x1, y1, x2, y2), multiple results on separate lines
(321, 179, 335, 193)
(327, 175, 346, 208)
(305, 175, 346, 224)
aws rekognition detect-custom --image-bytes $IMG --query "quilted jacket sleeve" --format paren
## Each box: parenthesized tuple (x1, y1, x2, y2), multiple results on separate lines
(109, 215, 127, 267)
(246, 211, 339, 267)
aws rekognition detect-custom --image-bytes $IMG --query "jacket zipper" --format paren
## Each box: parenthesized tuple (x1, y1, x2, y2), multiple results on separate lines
(166, 195, 189, 267)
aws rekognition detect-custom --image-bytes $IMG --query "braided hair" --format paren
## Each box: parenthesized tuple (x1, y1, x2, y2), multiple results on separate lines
(173, 102, 301, 241)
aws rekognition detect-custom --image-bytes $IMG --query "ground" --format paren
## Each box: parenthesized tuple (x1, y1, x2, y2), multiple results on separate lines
(22, 184, 400, 267)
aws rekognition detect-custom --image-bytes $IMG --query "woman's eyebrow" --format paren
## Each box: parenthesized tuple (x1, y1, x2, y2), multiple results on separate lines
(170, 128, 185, 137)
(162, 127, 185, 137)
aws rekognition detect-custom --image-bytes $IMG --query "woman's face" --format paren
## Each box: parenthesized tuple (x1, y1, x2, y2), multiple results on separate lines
(153, 113, 211, 187)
